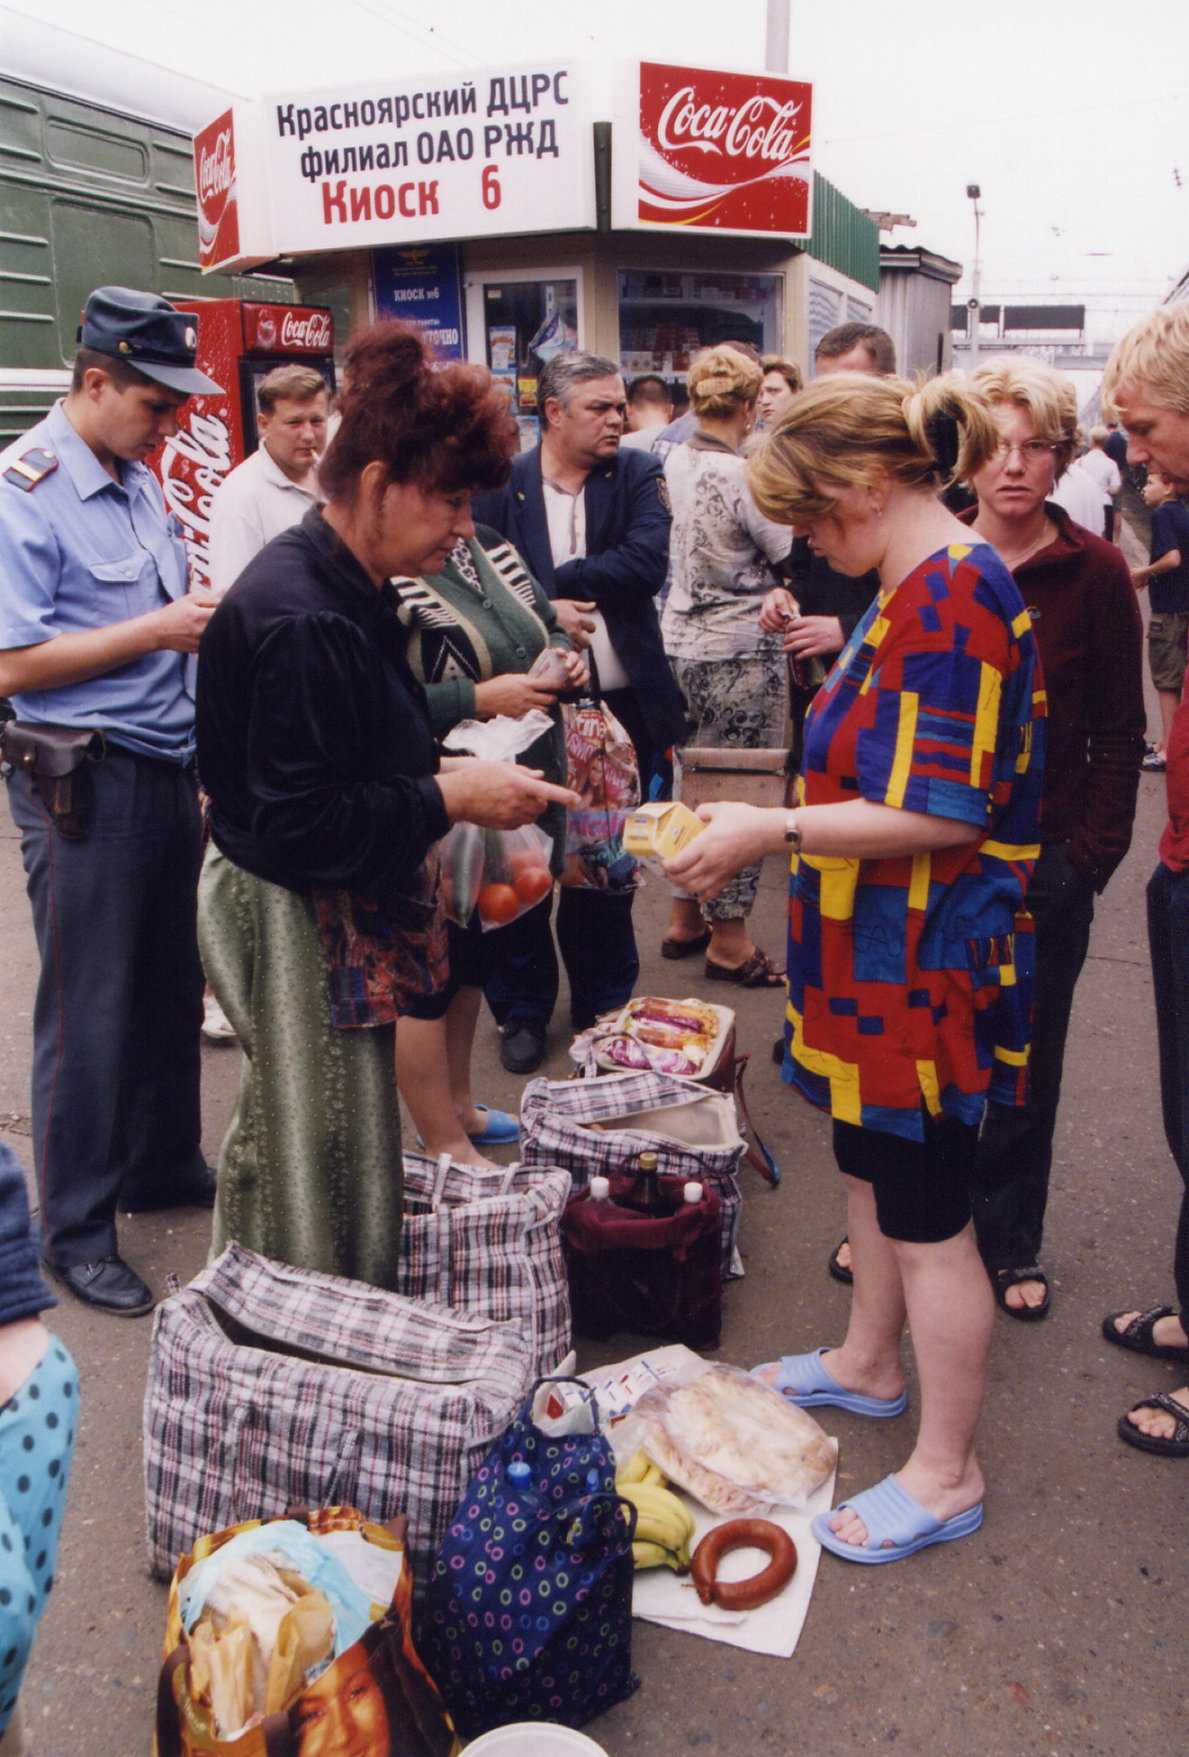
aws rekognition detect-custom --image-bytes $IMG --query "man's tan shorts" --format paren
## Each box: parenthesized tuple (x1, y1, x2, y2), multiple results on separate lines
(1148, 611, 1189, 694)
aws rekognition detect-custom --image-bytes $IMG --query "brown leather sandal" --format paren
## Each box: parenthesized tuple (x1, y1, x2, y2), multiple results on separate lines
(704, 948, 786, 987)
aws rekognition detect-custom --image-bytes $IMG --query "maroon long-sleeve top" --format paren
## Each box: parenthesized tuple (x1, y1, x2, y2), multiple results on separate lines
(962, 502, 1144, 889)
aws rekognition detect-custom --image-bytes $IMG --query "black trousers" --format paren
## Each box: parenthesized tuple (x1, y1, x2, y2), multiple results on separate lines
(8, 748, 205, 1265)
(1146, 861, 1189, 1322)
(972, 843, 1096, 1272)
(482, 685, 653, 1034)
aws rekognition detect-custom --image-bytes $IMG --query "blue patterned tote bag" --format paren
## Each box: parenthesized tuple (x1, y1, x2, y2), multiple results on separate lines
(421, 1377, 638, 1738)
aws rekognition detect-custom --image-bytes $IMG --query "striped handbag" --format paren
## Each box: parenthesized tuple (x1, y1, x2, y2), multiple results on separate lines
(397, 1152, 572, 1377)
(144, 1244, 533, 1595)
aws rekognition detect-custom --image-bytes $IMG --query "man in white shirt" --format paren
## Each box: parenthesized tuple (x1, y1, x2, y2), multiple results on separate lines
(1049, 448, 1111, 535)
(208, 364, 329, 594)
(1078, 424, 1124, 539)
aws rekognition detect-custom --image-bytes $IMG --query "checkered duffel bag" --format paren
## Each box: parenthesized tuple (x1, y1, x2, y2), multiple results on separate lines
(144, 1242, 532, 1592)
(398, 1152, 572, 1377)
(519, 1070, 747, 1279)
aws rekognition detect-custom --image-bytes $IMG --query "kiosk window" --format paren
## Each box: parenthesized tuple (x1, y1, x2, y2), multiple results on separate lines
(481, 276, 578, 425)
(617, 269, 783, 393)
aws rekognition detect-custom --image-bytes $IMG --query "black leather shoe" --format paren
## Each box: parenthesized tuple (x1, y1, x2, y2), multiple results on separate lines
(499, 1025, 546, 1075)
(121, 1163, 217, 1213)
(42, 1255, 154, 1316)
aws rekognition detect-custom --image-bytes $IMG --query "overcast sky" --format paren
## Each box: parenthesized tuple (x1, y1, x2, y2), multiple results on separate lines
(18, 0, 1189, 338)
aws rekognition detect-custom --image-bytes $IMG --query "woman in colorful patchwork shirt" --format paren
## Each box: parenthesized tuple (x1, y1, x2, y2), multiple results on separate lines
(667, 372, 1045, 1565)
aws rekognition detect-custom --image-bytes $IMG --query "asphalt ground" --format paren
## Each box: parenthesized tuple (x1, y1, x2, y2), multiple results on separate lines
(2, 504, 1185, 1756)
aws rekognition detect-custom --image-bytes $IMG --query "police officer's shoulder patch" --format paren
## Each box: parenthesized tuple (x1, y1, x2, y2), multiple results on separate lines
(3, 448, 58, 493)
(657, 475, 672, 515)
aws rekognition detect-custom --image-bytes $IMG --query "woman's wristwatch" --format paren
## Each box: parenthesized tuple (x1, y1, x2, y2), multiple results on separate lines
(784, 811, 803, 854)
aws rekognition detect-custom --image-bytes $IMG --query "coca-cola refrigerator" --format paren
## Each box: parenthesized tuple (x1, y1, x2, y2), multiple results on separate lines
(148, 298, 335, 592)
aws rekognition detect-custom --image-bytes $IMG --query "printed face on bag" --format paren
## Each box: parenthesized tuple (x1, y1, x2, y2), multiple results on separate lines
(290, 1662, 389, 1755)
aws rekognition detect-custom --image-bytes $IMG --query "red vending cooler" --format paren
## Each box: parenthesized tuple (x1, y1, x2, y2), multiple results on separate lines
(149, 298, 335, 591)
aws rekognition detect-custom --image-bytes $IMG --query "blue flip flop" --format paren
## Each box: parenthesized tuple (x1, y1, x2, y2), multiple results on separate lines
(752, 1349, 908, 1419)
(467, 1105, 519, 1147)
(811, 1474, 983, 1564)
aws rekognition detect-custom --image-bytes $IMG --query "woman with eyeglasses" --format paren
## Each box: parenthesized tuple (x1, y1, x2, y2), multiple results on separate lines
(961, 359, 1145, 1322)
(667, 371, 1045, 1563)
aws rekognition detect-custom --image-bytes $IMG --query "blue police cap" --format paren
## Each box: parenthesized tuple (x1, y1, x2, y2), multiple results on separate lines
(78, 286, 223, 396)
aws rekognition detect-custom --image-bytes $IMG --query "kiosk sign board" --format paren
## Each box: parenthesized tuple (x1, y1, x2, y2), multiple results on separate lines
(195, 63, 595, 270)
(372, 243, 465, 359)
(613, 60, 814, 240)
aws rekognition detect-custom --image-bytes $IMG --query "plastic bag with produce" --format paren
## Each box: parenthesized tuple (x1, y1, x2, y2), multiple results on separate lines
(438, 710, 558, 929)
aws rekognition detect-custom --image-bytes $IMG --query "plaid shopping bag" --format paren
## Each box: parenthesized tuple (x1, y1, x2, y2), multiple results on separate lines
(398, 1153, 572, 1377)
(519, 1071, 747, 1279)
(144, 1244, 533, 1594)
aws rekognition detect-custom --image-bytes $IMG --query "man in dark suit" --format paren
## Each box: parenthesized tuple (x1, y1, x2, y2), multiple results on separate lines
(472, 351, 686, 1071)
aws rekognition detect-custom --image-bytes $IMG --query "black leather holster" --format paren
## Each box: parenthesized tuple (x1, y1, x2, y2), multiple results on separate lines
(1, 721, 106, 839)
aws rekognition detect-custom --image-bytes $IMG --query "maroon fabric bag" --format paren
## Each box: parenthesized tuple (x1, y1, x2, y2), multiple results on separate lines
(560, 1174, 722, 1349)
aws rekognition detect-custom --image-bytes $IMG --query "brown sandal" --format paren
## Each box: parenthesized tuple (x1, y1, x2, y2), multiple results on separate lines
(661, 928, 711, 960)
(704, 948, 786, 987)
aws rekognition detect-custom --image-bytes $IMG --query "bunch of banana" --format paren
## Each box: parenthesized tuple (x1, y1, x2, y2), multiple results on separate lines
(615, 1456, 695, 1573)
(615, 1448, 667, 1489)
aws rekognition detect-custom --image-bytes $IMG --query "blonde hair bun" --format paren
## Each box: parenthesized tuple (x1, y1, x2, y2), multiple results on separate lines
(687, 345, 762, 417)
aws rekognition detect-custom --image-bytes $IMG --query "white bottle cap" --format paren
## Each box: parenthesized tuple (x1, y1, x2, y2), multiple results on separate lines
(683, 1181, 703, 1204)
(590, 1175, 611, 1200)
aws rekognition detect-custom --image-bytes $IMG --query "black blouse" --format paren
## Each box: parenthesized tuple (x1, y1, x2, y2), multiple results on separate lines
(197, 506, 450, 895)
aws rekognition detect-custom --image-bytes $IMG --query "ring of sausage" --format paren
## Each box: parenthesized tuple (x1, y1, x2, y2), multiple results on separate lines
(690, 1518, 798, 1610)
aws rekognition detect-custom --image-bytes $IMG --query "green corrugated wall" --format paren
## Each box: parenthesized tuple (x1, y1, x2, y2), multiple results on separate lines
(807, 173, 880, 292)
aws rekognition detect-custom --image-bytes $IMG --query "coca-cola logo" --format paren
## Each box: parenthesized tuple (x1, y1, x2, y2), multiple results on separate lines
(280, 310, 332, 351)
(656, 86, 804, 168)
(198, 129, 233, 201)
(194, 109, 240, 266)
(635, 61, 813, 237)
(159, 411, 234, 595)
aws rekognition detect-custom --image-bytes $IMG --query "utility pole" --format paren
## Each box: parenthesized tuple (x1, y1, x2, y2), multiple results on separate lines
(966, 183, 983, 369)
(765, 0, 790, 72)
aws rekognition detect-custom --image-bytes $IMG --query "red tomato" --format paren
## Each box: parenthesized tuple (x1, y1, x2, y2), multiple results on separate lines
(477, 883, 520, 925)
(506, 847, 540, 875)
(513, 865, 553, 905)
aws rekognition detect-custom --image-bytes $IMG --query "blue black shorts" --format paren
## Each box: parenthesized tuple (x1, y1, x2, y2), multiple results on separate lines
(833, 1114, 979, 1243)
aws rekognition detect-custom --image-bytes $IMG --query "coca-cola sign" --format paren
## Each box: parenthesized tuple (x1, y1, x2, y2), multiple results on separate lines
(242, 303, 334, 355)
(159, 412, 235, 595)
(194, 109, 241, 268)
(614, 60, 813, 238)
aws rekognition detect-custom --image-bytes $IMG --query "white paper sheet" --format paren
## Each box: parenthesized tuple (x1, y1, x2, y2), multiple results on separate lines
(576, 1345, 838, 1658)
(629, 1469, 836, 1656)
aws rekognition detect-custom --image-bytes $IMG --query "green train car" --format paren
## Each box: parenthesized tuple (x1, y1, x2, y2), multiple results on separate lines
(1, 6, 295, 443)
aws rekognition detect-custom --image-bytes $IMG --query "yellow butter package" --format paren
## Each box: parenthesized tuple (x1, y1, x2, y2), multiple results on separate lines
(622, 801, 706, 874)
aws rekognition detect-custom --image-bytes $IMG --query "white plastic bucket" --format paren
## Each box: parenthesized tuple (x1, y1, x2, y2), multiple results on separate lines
(464, 1725, 608, 1754)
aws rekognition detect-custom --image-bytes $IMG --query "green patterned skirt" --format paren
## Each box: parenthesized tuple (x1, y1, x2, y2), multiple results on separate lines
(197, 845, 404, 1289)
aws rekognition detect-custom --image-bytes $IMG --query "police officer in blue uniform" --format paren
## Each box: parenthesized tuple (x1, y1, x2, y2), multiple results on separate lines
(0, 287, 223, 1315)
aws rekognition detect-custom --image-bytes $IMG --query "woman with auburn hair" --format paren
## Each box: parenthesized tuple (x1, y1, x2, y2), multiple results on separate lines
(667, 371, 1045, 1564)
(196, 320, 576, 1288)
(660, 344, 792, 984)
(756, 355, 803, 429)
